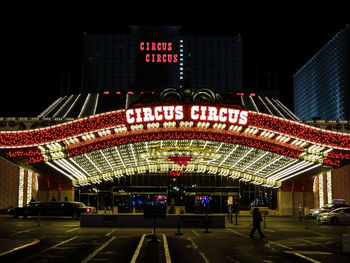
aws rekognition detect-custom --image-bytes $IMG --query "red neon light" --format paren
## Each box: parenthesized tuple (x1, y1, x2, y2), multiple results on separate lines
(170, 171, 181, 176)
(1, 108, 349, 151)
(103, 91, 109, 95)
(140, 42, 173, 51)
(168, 156, 193, 166)
(250, 93, 256, 96)
(127, 91, 134, 95)
(145, 54, 178, 63)
(116, 91, 121, 95)
(126, 105, 184, 124)
(139, 42, 178, 63)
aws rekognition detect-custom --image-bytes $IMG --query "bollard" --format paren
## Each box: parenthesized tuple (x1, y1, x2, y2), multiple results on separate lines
(175, 216, 183, 235)
(235, 213, 238, 225)
(230, 213, 233, 223)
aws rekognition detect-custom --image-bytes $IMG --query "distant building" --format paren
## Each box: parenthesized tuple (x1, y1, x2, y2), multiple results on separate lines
(81, 25, 243, 93)
(293, 25, 350, 120)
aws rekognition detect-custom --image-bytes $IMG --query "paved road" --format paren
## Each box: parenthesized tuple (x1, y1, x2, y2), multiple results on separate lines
(0, 215, 349, 262)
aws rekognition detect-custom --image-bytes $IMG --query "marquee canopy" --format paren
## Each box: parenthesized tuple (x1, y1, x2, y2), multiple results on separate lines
(1, 102, 349, 188)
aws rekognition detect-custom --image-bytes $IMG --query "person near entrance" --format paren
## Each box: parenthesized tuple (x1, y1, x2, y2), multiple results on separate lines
(249, 207, 264, 238)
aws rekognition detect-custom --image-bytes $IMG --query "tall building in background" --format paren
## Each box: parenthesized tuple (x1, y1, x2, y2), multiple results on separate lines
(293, 25, 350, 120)
(82, 25, 243, 93)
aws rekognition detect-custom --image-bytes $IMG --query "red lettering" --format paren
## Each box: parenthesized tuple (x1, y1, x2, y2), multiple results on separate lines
(151, 42, 156, 51)
(167, 54, 172, 63)
(140, 42, 145, 51)
(168, 43, 172, 51)
(145, 54, 150, 62)
(162, 54, 167, 62)
(146, 42, 150, 51)
(157, 54, 161, 62)
(152, 54, 155, 62)
(173, 54, 178, 63)
(157, 43, 162, 51)
(162, 42, 167, 51)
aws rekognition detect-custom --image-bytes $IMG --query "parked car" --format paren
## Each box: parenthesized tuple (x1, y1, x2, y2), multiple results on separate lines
(320, 203, 350, 213)
(7, 201, 96, 219)
(309, 203, 350, 217)
(317, 207, 350, 224)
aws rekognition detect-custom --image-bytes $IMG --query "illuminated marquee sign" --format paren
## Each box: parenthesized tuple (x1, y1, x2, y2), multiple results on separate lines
(139, 42, 178, 63)
(125, 105, 248, 125)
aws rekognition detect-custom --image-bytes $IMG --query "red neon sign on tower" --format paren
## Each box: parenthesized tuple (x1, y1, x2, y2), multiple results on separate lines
(139, 41, 178, 63)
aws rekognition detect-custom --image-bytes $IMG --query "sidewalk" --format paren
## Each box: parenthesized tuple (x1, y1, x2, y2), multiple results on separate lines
(0, 238, 40, 259)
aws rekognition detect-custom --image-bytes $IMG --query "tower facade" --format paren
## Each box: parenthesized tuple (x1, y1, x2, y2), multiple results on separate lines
(82, 26, 243, 93)
(293, 26, 350, 120)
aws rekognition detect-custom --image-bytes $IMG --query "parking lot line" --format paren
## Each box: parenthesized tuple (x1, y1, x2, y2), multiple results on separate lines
(186, 236, 210, 262)
(283, 251, 321, 263)
(226, 228, 247, 238)
(81, 236, 116, 263)
(162, 234, 172, 263)
(296, 238, 322, 246)
(27, 236, 78, 260)
(10, 227, 39, 236)
(191, 229, 200, 237)
(105, 228, 118, 237)
(66, 227, 80, 233)
(130, 233, 146, 263)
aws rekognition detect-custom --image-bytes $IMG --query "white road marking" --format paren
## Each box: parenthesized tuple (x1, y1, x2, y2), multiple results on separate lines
(10, 227, 39, 236)
(81, 236, 116, 263)
(283, 251, 322, 263)
(199, 251, 210, 263)
(27, 236, 78, 260)
(186, 237, 198, 249)
(0, 239, 40, 257)
(162, 234, 172, 263)
(191, 229, 200, 237)
(226, 228, 247, 238)
(265, 239, 292, 250)
(130, 234, 146, 263)
(105, 228, 118, 237)
(227, 255, 240, 263)
(294, 250, 332, 255)
(296, 238, 322, 246)
(66, 227, 80, 233)
(187, 237, 210, 263)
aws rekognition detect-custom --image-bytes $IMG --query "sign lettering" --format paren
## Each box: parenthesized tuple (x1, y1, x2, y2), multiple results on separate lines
(126, 105, 249, 125)
(139, 41, 178, 63)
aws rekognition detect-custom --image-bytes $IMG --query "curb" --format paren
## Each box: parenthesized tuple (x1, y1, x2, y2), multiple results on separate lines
(0, 239, 40, 259)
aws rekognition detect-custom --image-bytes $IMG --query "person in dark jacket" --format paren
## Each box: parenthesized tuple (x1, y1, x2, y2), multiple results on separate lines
(249, 207, 264, 238)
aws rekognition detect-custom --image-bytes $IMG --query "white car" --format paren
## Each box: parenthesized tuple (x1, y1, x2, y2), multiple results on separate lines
(317, 207, 350, 224)
(310, 203, 350, 217)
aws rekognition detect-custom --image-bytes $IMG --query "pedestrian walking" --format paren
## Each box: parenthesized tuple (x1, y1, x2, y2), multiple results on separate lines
(249, 207, 264, 238)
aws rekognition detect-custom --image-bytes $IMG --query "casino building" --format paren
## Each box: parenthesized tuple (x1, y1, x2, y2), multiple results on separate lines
(0, 25, 349, 216)
(1, 87, 350, 215)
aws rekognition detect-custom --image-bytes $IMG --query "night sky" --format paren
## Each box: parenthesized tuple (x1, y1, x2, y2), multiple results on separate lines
(2, 3, 349, 117)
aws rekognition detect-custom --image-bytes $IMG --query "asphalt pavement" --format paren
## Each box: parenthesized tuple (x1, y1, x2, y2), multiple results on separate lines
(0, 214, 349, 263)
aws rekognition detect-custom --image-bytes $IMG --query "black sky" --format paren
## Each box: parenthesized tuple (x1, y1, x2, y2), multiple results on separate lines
(2, 2, 349, 117)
